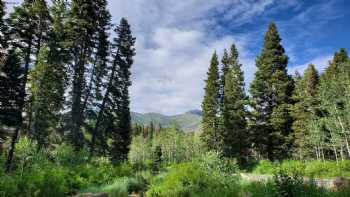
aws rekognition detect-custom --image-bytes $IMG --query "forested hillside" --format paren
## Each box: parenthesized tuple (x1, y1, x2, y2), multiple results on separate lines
(131, 110, 202, 131)
(1, 0, 350, 197)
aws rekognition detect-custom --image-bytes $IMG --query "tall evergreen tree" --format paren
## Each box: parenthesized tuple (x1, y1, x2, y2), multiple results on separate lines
(217, 49, 230, 142)
(291, 64, 319, 159)
(110, 18, 136, 162)
(0, 50, 24, 127)
(30, 45, 66, 150)
(0, 49, 25, 171)
(82, 0, 111, 122)
(67, 0, 99, 149)
(249, 23, 294, 160)
(201, 52, 221, 152)
(4, 0, 51, 170)
(30, 0, 69, 149)
(322, 48, 349, 80)
(90, 18, 135, 161)
(7, 0, 51, 135)
(222, 44, 247, 163)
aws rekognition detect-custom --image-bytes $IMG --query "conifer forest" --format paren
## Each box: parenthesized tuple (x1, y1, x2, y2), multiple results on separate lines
(1, 0, 350, 197)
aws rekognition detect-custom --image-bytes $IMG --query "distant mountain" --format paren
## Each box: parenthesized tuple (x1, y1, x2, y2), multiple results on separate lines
(131, 110, 202, 131)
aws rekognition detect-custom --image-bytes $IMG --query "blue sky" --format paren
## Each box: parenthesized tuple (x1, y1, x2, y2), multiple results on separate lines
(11, 0, 350, 115)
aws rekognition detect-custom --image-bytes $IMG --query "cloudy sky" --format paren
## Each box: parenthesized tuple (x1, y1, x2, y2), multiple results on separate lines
(11, 0, 350, 115)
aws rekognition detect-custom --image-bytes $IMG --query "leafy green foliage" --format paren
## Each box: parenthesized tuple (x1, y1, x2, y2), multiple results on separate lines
(251, 159, 350, 178)
(0, 137, 135, 197)
(128, 126, 205, 167)
(82, 176, 148, 197)
(146, 158, 240, 197)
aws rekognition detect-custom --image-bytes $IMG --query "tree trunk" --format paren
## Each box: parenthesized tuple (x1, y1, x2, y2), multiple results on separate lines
(333, 145, 339, 166)
(340, 145, 344, 161)
(321, 146, 325, 163)
(344, 137, 350, 158)
(5, 127, 20, 172)
(70, 45, 87, 150)
(335, 107, 350, 157)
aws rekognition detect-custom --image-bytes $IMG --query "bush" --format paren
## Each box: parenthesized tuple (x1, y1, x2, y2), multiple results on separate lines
(273, 170, 304, 197)
(52, 143, 89, 166)
(304, 160, 350, 178)
(251, 160, 350, 178)
(197, 151, 239, 175)
(0, 165, 69, 197)
(82, 176, 148, 197)
(146, 161, 240, 197)
(83, 177, 129, 197)
(0, 138, 137, 196)
(240, 181, 276, 197)
(252, 160, 278, 174)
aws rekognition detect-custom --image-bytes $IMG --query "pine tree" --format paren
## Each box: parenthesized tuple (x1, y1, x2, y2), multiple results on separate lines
(30, 45, 66, 150)
(110, 18, 136, 162)
(222, 44, 247, 163)
(291, 64, 319, 159)
(7, 0, 51, 135)
(322, 48, 349, 80)
(249, 23, 294, 160)
(0, 49, 25, 171)
(67, 0, 99, 149)
(217, 49, 230, 144)
(201, 52, 221, 152)
(0, 50, 24, 127)
(82, 0, 111, 123)
(30, 0, 69, 150)
(90, 18, 135, 161)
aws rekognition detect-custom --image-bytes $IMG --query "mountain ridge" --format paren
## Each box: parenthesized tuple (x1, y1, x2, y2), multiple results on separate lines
(131, 110, 202, 131)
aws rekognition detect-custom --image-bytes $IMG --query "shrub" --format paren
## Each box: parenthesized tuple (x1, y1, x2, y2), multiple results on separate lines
(0, 165, 69, 197)
(251, 160, 350, 178)
(273, 170, 304, 197)
(146, 161, 240, 197)
(83, 177, 129, 197)
(52, 143, 89, 166)
(240, 181, 276, 197)
(197, 151, 239, 174)
(252, 160, 277, 174)
(82, 176, 148, 197)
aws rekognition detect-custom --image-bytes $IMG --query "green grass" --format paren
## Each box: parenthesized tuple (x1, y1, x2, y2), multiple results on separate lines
(82, 178, 130, 197)
(240, 180, 350, 197)
(250, 160, 350, 178)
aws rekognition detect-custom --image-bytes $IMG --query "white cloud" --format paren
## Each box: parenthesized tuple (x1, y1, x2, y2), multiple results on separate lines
(289, 55, 332, 75)
(107, 0, 283, 115)
(131, 28, 255, 115)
